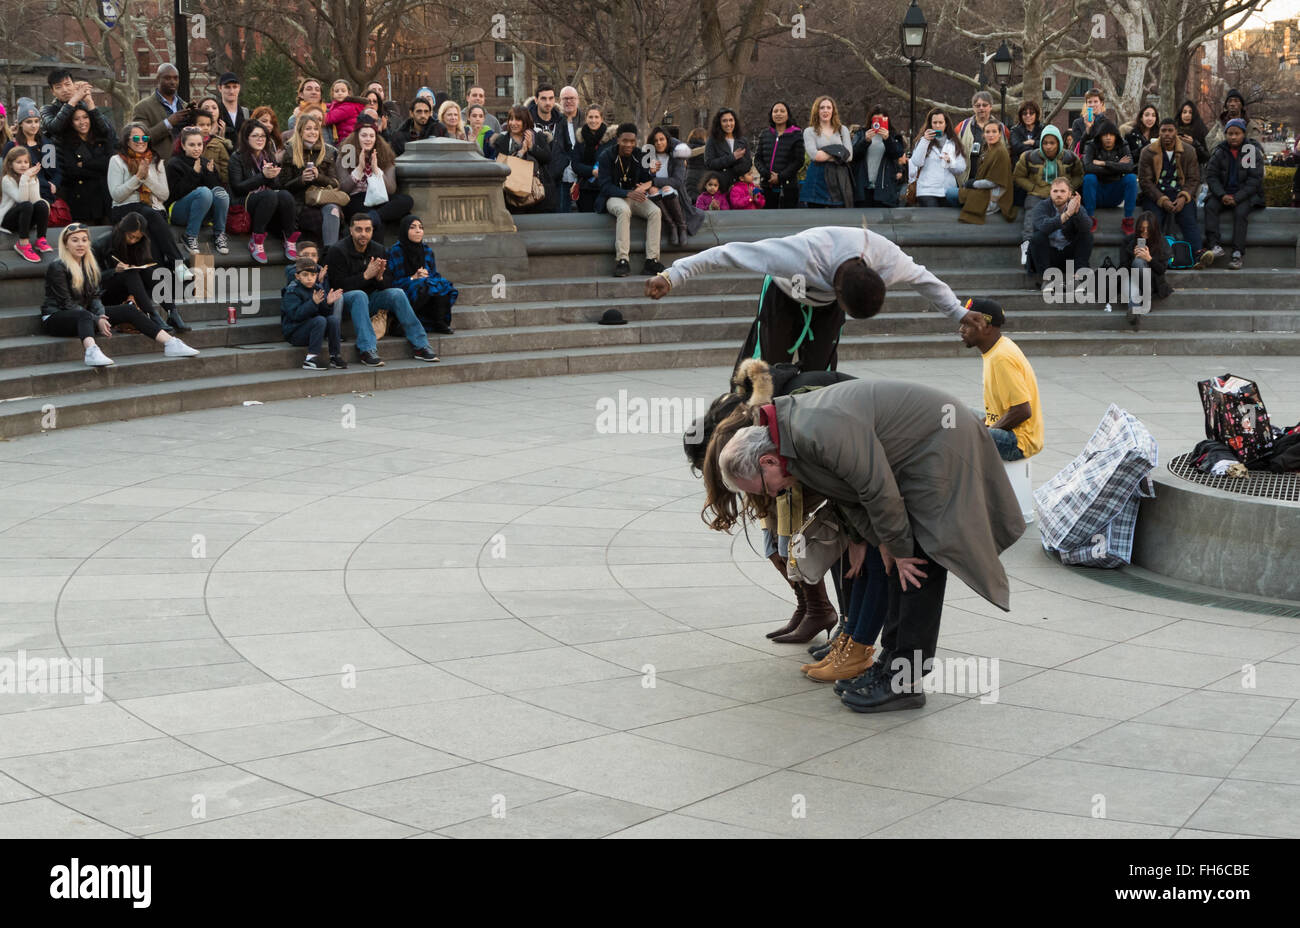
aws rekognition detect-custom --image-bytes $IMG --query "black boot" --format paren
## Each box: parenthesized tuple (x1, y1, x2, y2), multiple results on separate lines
(166, 306, 192, 333)
(661, 195, 687, 246)
(149, 308, 173, 333)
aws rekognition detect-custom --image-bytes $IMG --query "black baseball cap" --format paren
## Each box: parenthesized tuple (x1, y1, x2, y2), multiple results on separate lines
(218, 72, 239, 86)
(964, 297, 1005, 327)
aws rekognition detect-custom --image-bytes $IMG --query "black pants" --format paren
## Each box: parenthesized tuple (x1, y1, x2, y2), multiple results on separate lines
(736, 277, 844, 372)
(101, 268, 169, 317)
(762, 179, 800, 209)
(410, 291, 453, 331)
(1028, 230, 1093, 279)
(42, 304, 162, 341)
(111, 203, 182, 264)
(344, 192, 414, 241)
(286, 315, 341, 357)
(878, 540, 948, 683)
(1204, 197, 1253, 254)
(916, 195, 948, 207)
(855, 189, 888, 208)
(1, 200, 50, 239)
(245, 190, 297, 236)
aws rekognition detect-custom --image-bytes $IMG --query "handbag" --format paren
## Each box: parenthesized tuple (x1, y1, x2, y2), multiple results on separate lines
(363, 170, 389, 207)
(1197, 374, 1275, 467)
(306, 186, 349, 207)
(369, 309, 389, 340)
(48, 198, 73, 227)
(226, 203, 251, 235)
(787, 503, 849, 585)
(905, 180, 918, 206)
(570, 181, 581, 202)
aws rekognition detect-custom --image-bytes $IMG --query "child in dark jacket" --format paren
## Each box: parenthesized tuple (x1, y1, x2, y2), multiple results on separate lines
(281, 257, 344, 370)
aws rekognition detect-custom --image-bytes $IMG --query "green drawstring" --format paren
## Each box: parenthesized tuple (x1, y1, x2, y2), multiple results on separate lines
(751, 275, 816, 361)
(751, 276, 771, 359)
(787, 304, 815, 357)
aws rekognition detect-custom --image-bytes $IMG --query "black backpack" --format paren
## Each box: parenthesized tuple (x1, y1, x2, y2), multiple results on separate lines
(1165, 235, 1195, 269)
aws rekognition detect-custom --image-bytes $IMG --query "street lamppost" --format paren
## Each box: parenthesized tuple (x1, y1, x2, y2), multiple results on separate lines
(993, 40, 1013, 125)
(901, 1, 928, 145)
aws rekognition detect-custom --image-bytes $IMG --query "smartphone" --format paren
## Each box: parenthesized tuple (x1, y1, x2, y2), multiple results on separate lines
(872, 116, 888, 133)
(305, 161, 315, 171)
(1086, 106, 1093, 121)
(1136, 237, 1146, 250)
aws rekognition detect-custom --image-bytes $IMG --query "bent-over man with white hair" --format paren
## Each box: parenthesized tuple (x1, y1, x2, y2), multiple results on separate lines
(718, 378, 1025, 712)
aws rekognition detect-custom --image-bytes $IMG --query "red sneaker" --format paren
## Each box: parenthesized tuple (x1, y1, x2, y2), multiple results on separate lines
(13, 242, 39, 263)
(1090, 217, 1098, 233)
(34, 236, 52, 253)
(1121, 217, 1136, 235)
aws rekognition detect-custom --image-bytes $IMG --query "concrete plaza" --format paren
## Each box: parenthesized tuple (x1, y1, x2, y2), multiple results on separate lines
(0, 354, 1297, 839)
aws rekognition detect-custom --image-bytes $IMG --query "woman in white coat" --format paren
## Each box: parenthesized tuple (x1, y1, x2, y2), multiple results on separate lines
(908, 108, 965, 207)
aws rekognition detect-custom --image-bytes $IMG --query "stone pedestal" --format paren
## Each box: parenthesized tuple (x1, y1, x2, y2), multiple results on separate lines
(1132, 462, 1300, 601)
(395, 138, 527, 282)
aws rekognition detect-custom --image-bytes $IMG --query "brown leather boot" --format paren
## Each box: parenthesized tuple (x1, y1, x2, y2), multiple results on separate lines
(771, 578, 839, 644)
(801, 632, 849, 674)
(765, 553, 805, 639)
(806, 640, 875, 683)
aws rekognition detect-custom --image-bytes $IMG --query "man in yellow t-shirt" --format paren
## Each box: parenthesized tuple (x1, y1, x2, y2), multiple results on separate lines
(958, 298, 1044, 460)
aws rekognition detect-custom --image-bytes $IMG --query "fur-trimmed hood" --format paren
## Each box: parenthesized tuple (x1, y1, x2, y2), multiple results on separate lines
(733, 358, 775, 406)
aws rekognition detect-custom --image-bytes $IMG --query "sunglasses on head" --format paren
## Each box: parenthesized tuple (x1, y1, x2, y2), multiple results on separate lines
(130, 134, 149, 142)
(62, 223, 89, 235)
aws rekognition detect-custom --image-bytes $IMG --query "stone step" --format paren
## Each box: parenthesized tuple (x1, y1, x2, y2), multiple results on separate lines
(6, 329, 1300, 438)
(7, 298, 1300, 381)
(7, 270, 1299, 339)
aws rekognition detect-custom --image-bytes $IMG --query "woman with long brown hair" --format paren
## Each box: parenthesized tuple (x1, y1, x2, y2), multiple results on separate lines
(801, 95, 854, 207)
(691, 360, 863, 650)
(336, 118, 414, 240)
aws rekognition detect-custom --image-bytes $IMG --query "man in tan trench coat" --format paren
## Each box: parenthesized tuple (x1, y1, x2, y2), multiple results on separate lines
(718, 378, 1025, 712)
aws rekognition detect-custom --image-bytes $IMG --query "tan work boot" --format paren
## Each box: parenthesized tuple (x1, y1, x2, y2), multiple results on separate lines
(801, 632, 849, 674)
(807, 640, 876, 683)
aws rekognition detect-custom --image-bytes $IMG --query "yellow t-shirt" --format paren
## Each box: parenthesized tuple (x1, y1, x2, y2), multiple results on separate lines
(982, 335, 1043, 457)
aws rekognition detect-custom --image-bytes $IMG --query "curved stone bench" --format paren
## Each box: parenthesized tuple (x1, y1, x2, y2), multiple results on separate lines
(1132, 455, 1300, 601)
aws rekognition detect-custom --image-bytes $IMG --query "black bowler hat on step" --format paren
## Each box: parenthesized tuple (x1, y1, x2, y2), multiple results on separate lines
(598, 309, 627, 325)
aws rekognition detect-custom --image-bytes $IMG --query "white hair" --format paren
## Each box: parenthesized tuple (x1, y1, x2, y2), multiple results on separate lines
(559, 85, 579, 99)
(718, 426, 777, 492)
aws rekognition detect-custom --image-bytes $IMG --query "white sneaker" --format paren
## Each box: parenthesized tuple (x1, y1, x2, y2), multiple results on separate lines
(175, 263, 194, 282)
(1020, 241, 1029, 266)
(84, 344, 114, 367)
(163, 338, 199, 358)
(1211, 244, 1226, 258)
